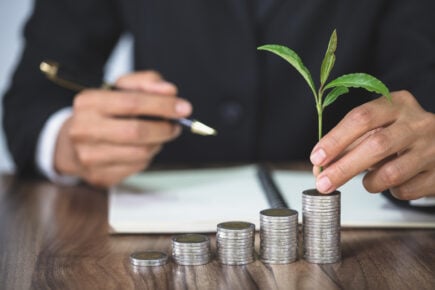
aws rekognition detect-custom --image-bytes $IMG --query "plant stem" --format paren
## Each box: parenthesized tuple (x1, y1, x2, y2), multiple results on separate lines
(317, 104, 324, 172)
(317, 108, 323, 142)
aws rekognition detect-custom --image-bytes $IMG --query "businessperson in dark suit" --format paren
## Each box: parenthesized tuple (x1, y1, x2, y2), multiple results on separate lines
(3, 0, 435, 200)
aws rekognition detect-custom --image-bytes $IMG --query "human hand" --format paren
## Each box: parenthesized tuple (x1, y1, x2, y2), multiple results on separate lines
(54, 71, 192, 187)
(311, 90, 435, 200)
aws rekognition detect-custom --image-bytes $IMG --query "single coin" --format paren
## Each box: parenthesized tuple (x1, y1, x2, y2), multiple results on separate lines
(172, 233, 209, 244)
(217, 221, 255, 231)
(303, 189, 340, 197)
(130, 251, 168, 267)
(260, 208, 298, 217)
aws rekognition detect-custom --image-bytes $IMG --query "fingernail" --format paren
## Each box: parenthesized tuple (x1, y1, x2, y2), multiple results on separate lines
(310, 148, 327, 165)
(317, 176, 333, 193)
(175, 100, 192, 115)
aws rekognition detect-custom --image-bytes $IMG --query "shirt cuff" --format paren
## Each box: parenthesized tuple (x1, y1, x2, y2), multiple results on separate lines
(36, 107, 80, 185)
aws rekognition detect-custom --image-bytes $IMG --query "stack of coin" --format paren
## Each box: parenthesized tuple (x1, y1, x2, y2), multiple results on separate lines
(171, 233, 211, 266)
(216, 221, 255, 265)
(259, 208, 298, 264)
(302, 189, 341, 264)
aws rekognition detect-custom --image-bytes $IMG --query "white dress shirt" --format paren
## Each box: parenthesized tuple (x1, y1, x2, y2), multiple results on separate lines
(36, 107, 79, 185)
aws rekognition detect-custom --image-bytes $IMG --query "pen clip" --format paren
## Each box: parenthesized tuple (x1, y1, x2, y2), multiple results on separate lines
(40, 60, 113, 92)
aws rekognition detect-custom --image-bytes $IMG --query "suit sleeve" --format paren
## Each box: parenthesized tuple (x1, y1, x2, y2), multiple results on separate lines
(2, 0, 123, 176)
(374, 0, 435, 112)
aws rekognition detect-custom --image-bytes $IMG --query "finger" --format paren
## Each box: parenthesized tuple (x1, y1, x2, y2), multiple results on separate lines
(315, 122, 414, 193)
(310, 96, 397, 167)
(76, 144, 162, 167)
(312, 165, 321, 177)
(74, 90, 192, 119)
(362, 149, 425, 193)
(82, 163, 148, 188)
(389, 170, 435, 200)
(115, 71, 178, 95)
(70, 114, 182, 145)
(312, 129, 382, 177)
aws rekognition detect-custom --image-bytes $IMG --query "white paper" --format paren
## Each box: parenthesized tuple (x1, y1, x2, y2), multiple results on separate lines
(108, 165, 435, 233)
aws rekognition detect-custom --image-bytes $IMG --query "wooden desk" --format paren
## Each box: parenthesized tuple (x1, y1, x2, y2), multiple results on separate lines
(0, 175, 434, 290)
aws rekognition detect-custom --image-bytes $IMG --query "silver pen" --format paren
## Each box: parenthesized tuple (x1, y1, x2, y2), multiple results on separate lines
(40, 60, 217, 136)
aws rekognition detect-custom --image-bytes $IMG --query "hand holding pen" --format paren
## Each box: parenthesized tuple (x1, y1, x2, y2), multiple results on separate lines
(41, 61, 216, 187)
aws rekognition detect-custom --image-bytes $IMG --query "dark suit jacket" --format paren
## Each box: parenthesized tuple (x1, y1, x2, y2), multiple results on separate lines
(3, 0, 435, 176)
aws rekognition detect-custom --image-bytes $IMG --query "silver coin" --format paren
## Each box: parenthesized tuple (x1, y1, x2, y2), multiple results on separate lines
(260, 208, 298, 217)
(172, 233, 209, 244)
(260, 233, 296, 238)
(261, 246, 298, 251)
(217, 248, 255, 254)
(173, 260, 211, 266)
(261, 241, 298, 246)
(130, 251, 168, 267)
(303, 238, 340, 243)
(304, 255, 341, 263)
(260, 223, 297, 228)
(303, 209, 339, 213)
(172, 243, 210, 249)
(216, 233, 255, 239)
(303, 189, 340, 196)
(217, 221, 255, 231)
(302, 207, 340, 212)
(261, 258, 297, 264)
(303, 229, 340, 234)
(218, 260, 255, 265)
(260, 250, 297, 256)
(217, 238, 254, 245)
(303, 200, 340, 204)
(260, 224, 297, 229)
(261, 219, 298, 223)
(303, 226, 340, 231)
(261, 237, 298, 243)
(173, 254, 211, 261)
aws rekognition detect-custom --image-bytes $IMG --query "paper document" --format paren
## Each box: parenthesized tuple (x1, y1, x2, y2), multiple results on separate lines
(108, 165, 434, 233)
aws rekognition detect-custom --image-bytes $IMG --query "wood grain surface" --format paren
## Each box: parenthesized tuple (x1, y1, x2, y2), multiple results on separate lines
(0, 175, 434, 290)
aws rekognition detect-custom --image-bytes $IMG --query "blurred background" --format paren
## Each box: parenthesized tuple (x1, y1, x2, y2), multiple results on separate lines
(0, 0, 132, 174)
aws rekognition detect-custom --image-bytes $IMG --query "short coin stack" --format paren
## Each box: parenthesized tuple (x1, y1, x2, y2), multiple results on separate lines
(259, 208, 298, 264)
(216, 221, 255, 265)
(172, 233, 211, 266)
(302, 189, 341, 264)
(129, 250, 169, 267)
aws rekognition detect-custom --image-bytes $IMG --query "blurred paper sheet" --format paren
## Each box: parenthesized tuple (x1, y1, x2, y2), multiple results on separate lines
(108, 165, 435, 233)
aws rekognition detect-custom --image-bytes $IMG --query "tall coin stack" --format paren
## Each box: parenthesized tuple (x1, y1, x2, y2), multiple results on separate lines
(216, 221, 255, 265)
(259, 208, 298, 264)
(172, 234, 211, 266)
(302, 189, 341, 264)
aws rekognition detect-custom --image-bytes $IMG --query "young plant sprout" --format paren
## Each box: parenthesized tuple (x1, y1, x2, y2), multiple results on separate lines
(258, 29, 391, 143)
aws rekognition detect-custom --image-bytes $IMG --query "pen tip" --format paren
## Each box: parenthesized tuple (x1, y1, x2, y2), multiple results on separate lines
(191, 121, 217, 136)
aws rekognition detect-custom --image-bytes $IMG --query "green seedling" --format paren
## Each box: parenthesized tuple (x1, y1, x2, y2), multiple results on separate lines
(258, 29, 391, 143)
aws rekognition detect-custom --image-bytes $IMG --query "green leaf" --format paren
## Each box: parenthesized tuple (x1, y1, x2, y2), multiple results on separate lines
(322, 86, 349, 109)
(258, 44, 317, 98)
(324, 73, 391, 101)
(320, 29, 337, 87)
